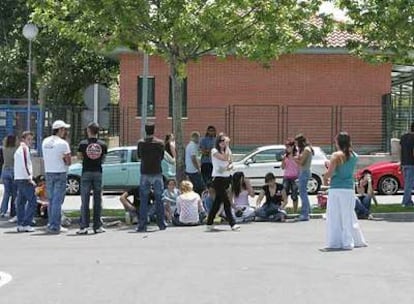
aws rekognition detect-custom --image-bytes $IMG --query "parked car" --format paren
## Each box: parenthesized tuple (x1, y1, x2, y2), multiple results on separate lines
(232, 145, 329, 194)
(355, 161, 402, 195)
(66, 146, 176, 195)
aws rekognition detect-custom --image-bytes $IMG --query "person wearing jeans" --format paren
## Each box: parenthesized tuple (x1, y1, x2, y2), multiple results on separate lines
(137, 123, 166, 232)
(42, 120, 72, 234)
(14, 131, 37, 232)
(76, 122, 107, 235)
(400, 122, 414, 207)
(295, 134, 314, 221)
(0, 135, 18, 218)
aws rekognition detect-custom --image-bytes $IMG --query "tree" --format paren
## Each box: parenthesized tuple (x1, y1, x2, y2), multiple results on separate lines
(32, 0, 330, 181)
(0, 0, 118, 104)
(336, 0, 414, 63)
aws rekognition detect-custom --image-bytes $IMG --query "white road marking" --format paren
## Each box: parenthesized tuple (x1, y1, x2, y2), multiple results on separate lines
(0, 271, 12, 288)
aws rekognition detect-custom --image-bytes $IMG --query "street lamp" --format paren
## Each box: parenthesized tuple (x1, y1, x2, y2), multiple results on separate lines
(23, 23, 39, 131)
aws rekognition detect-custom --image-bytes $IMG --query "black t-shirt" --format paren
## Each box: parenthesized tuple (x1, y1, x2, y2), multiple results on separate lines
(137, 137, 164, 175)
(263, 183, 284, 206)
(78, 138, 108, 172)
(400, 133, 414, 166)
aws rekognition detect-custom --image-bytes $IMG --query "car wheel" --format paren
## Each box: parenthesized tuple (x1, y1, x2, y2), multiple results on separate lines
(307, 174, 321, 194)
(66, 176, 80, 195)
(378, 175, 399, 195)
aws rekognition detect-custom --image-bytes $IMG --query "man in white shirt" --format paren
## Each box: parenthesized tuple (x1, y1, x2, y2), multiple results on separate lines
(14, 131, 37, 232)
(42, 120, 71, 234)
(185, 131, 204, 196)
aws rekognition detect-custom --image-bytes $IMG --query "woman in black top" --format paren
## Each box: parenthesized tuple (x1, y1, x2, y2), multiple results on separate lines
(255, 172, 286, 221)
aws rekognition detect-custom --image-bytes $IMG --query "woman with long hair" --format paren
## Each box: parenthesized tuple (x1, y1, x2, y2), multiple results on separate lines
(205, 134, 240, 231)
(294, 134, 314, 221)
(231, 171, 255, 223)
(164, 133, 177, 160)
(281, 139, 299, 213)
(0, 135, 18, 220)
(323, 132, 367, 250)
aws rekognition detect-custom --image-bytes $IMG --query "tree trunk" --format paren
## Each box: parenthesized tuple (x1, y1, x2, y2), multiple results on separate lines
(169, 57, 186, 183)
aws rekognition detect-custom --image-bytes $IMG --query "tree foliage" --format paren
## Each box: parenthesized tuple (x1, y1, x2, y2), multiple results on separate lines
(0, 0, 118, 104)
(31, 0, 330, 181)
(337, 0, 414, 63)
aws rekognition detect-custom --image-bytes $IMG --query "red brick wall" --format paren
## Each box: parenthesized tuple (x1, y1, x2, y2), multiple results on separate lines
(119, 53, 391, 149)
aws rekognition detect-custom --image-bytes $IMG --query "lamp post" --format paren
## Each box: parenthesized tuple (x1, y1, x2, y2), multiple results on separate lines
(23, 23, 38, 131)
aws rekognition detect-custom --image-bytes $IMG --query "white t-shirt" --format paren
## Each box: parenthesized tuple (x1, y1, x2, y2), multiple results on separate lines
(211, 148, 231, 177)
(42, 135, 71, 173)
(185, 141, 199, 174)
(177, 192, 202, 224)
(14, 143, 33, 180)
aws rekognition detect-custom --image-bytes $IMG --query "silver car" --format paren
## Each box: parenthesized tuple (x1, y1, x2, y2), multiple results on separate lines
(232, 145, 328, 194)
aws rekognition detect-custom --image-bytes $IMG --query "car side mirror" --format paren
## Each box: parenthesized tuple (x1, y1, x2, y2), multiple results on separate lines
(244, 158, 253, 165)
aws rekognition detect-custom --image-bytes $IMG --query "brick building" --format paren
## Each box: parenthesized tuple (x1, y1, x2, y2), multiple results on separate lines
(118, 40, 391, 152)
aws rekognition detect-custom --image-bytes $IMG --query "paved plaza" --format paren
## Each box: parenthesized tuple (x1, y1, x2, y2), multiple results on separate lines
(0, 217, 413, 304)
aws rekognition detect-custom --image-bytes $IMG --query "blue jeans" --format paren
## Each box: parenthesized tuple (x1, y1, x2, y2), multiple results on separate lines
(1, 168, 17, 216)
(299, 170, 311, 218)
(46, 172, 67, 231)
(355, 195, 371, 219)
(15, 180, 37, 226)
(255, 203, 282, 220)
(138, 174, 165, 231)
(402, 165, 414, 206)
(186, 172, 205, 196)
(80, 171, 103, 230)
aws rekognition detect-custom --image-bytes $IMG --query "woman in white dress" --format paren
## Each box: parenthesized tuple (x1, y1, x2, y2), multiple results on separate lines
(323, 132, 367, 250)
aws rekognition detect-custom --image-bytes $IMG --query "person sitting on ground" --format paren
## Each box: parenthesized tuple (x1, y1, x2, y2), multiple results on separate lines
(173, 180, 206, 226)
(119, 188, 156, 225)
(162, 179, 180, 223)
(230, 171, 256, 223)
(255, 172, 287, 222)
(355, 171, 377, 220)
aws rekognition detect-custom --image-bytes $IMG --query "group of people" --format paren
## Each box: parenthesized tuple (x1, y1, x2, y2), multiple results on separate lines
(0, 120, 107, 235)
(1, 118, 372, 250)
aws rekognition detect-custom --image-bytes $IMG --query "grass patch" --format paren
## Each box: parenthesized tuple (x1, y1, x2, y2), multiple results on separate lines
(309, 204, 414, 214)
(65, 209, 125, 218)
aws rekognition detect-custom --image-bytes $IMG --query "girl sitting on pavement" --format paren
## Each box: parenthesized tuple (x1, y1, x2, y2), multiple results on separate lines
(230, 171, 256, 223)
(173, 180, 206, 226)
(255, 172, 287, 222)
(162, 179, 180, 223)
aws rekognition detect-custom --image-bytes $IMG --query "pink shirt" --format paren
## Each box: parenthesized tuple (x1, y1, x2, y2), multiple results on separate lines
(283, 157, 299, 179)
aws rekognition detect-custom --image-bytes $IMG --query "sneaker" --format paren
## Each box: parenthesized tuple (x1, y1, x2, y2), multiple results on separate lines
(76, 228, 88, 235)
(296, 215, 310, 222)
(17, 225, 35, 232)
(59, 226, 68, 233)
(94, 227, 106, 234)
(0, 213, 6, 218)
(206, 225, 216, 232)
(231, 224, 241, 231)
(8, 216, 17, 223)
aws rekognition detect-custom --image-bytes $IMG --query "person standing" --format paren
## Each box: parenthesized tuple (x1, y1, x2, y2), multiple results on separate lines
(185, 131, 204, 196)
(199, 126, 216, 184)
(206, 134, 240, 231)
(164, 133, 177, 160)
(295, 134, 314, 221)
(323, 132, 367, 250)
(281, 139, 299, 213)
(400, 122, 414, 207)
(14, 131, 37, 232)
(137, 122, 166, 232)
(42, 120, 72, 234)
(0, 135, 18, 220)
(76, 122, 107, 235)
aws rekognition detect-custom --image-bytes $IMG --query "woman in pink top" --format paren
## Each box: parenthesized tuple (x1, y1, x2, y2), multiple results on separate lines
(230, 172, 256, 223)
(281, 140, 299, 213)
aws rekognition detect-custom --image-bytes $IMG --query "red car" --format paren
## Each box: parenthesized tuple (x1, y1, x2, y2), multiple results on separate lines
(355, 161, 403, 195)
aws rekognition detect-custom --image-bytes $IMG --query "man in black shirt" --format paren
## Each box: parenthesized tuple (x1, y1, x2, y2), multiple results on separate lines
(400, 122, 414, 207)
(76, 122, 108, 234)
(137, 123, 166, 232)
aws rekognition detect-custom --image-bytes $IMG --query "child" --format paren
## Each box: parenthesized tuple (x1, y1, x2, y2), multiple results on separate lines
(173, 180, 206, 226)
(162, 179, 180, 223)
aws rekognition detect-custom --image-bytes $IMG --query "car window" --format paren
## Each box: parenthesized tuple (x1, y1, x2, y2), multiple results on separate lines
(105, 150, 127, 164)
(131, 149, 139, 162)
(252, 149, 284, 163)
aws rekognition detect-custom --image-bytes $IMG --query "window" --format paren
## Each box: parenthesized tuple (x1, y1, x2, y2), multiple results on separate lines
(253, 149, 284, 163)
(169, 77, 187, 117)
(105, 150, 127, 164)
(131, 149, 139, 162)
(137, 76, 155, 117)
